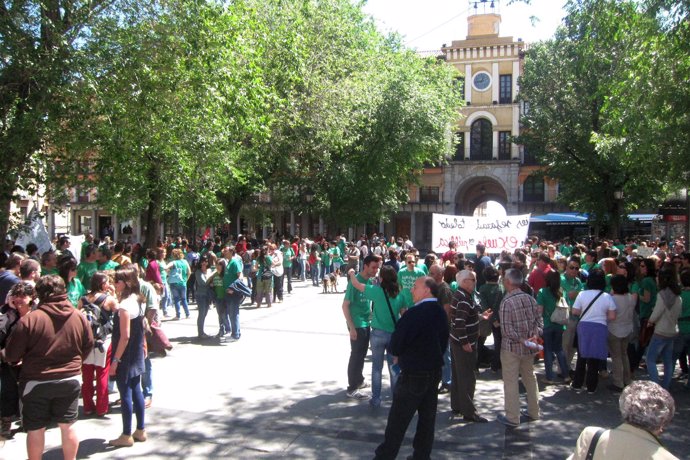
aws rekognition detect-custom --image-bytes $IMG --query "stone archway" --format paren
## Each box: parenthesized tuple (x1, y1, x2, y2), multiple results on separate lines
(454, 176, 508, 216)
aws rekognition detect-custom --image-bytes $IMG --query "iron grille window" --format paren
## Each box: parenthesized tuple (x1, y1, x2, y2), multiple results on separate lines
(420, 187, 440, 203)
(498, 131, 511, 160)
(499, 74, 512, 104)
(470, 119, 492, 160)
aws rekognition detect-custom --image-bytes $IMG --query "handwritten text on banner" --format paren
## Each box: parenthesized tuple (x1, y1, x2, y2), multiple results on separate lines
(431, 213, 531, 254)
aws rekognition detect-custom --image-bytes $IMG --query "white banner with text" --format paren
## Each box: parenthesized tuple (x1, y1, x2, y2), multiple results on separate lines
(431, 213, 531, 254)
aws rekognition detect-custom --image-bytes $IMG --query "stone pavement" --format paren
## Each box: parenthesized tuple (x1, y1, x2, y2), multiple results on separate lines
(2, 278, 689, 459)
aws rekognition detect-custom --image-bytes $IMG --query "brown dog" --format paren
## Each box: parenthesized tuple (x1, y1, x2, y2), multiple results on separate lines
(322, 273, 339, 293)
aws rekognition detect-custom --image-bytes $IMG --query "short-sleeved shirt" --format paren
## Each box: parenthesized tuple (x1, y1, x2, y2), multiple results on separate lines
(77, 261, 98, 291)
(67, 278, 86, 308)
(223, 256, 243, 291)
(536, 288, 563, 329)
(344, 274, 372, 329)
(98, 260, 119, 271)
(365, 285, 406, 333)
(397, 266, 426, 291)
(638, 276, 658, 320)
(572, 290, 616, 326)
(561, 274, 583, 308)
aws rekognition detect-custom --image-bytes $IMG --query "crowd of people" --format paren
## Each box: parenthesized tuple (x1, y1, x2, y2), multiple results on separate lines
(0, 230, 686, 458)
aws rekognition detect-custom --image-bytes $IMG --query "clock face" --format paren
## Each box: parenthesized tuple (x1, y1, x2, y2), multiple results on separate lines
(473, 72, 491, 91)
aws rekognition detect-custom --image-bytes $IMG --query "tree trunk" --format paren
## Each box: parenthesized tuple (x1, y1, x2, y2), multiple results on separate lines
(0, 194, 13, 243)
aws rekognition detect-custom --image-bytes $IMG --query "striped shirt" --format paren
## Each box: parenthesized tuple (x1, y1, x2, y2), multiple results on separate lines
(450, 287, 479, 346)
(499, 289, 543, 355)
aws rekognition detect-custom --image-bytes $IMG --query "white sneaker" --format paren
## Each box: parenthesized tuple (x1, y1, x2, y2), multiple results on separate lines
(346, 389, 369, 400)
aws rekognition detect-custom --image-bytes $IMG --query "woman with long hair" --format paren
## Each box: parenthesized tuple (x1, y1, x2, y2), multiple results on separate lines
(348, 265, 407, 407)
(646, 264, 682, 389)
(208, 259, 229, 338)
(58, 256, 86, 308)
(537, 270, 570, 384)
(109, 266, 146, 447)
(570, 269, 616, 393)
(79, 272, 117, 417)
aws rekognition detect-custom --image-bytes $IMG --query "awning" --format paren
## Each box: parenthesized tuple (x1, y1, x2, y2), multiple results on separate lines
(627, 214, 656, 223)
(530, 213, 590, 226)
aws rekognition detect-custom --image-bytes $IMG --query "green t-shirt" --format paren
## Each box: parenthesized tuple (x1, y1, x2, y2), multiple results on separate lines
(638, 276, 658, 320)
(42, 267, 59, 276)
(98, 260, 120, 271)
(365, 285, 407, 333)
(140, 280, 157, 310)
(560, 245, 572, 257)
(536, 287, 564, 330)
(330, 247, 343, 264)
(450, 281, 458, 292)
(344, 274, 372, 329)
(561, 274, 583, 307)
(605, 273, 612, 293)
(80, 241, 90, 261)
(397, 266, 426, 291)
(77, 261, 98, 291)
(581, 262, 600, 273)
(282, 247, 294, 268)
(679, 290, 690, 335)
(213, 274, 225, 299)
(67, 278, 86, 308)
(417, 262, 429, 275)
(223, 256, 243, 290)
(321, 250, 331, 266)
(169, 259, 189, 286)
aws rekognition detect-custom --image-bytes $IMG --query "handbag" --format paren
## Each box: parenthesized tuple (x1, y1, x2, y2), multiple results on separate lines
(550, 296, 570, 325)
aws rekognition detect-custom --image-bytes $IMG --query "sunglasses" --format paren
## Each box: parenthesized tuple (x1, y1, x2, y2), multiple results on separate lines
(568, 266, 579, 270)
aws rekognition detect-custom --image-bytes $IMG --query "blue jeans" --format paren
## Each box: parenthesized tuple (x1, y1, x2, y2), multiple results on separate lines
(116, 375, 145, 435)
(646, 335, 676, 389)
(370, 328, 399, 403)
(311, 265, 320, 286)
(169, 283, 190, 318)
(142, 358, 152, 398)
(197, 294, 211, 336)
(160, 282, 171, 315)
(299, 259, 307, 281)
(227, 292, 242, 339)
(441, 344, 451, 386)
(543, 325, 569, 380)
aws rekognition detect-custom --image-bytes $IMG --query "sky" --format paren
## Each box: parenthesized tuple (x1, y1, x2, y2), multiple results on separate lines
(361, 0, 568, 51)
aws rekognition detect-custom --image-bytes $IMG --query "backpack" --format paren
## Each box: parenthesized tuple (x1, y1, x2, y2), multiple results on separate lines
(80, 294, 113, 351)
(241, 251, 251, 264)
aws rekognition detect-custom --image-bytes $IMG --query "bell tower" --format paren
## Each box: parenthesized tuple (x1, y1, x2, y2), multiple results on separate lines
(467, 0, 501, 38)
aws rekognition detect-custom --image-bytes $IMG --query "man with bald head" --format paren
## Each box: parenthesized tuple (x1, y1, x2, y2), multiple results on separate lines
(374, 277, 449, 460)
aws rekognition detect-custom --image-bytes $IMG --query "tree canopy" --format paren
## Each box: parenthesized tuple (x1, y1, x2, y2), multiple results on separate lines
(518, 0, 689, 237)
(2, 0, 462, 242)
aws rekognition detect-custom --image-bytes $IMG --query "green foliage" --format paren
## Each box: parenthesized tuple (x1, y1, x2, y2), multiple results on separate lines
(518, 0, 678, 235)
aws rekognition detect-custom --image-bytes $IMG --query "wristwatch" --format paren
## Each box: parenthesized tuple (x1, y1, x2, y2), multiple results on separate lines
(114, 357, 122, 363)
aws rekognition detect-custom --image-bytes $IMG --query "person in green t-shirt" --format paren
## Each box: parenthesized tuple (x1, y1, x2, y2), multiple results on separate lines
(321, 241, 332, 276)
(41, 250, 59, 276)
(281, 240, 295, 295)
(561, 257, 584, 367)
(638, 259, 658, 320)
(347, 264, 405, 407)
(397, 254, 426, 293)
(342, 254, 380, 399)
(77, 243, 99, 290)
(96, 246, 120, 271)
(536, 271, 569, 384)
(58, 257, 86, 307)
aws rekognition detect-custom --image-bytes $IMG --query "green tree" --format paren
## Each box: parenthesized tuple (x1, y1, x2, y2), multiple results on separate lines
(0, 0, 120, 239)
(518, 0, 669, 238)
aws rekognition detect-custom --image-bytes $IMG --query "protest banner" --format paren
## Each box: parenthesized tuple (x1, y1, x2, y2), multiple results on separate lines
(431, 213, 531, 254)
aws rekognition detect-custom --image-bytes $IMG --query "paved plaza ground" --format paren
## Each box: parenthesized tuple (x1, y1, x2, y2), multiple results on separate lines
(2, 278, 689, 459)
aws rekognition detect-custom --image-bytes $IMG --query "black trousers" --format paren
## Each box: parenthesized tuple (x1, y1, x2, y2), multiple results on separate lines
(573, 357, 600, 391)
(374, 369, 441, 460)
(347, 327, 370, 392)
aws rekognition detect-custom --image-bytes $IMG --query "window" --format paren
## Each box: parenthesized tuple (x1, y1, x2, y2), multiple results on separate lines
(499, 74, 512, 104)
(523, 146, 538, 165)
(523, 177, 544, 202)
(454, 132, 465, 160)
(470, 119, 493, 160)
(498, 131, 511, 160)
(419, 187, 440, 203)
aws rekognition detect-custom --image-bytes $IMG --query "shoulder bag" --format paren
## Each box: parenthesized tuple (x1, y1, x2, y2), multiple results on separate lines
(573, 291, 603, 349)
(550, 295, 570, 325)
(383, 291, 397, 326)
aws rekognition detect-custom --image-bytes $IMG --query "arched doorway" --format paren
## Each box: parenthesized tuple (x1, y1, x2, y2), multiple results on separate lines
(470, 119, 493, 160)
(454, 177, 508, 216)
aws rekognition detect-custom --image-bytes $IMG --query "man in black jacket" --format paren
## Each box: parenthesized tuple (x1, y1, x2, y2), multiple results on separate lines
(374, 277, 449, 460)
